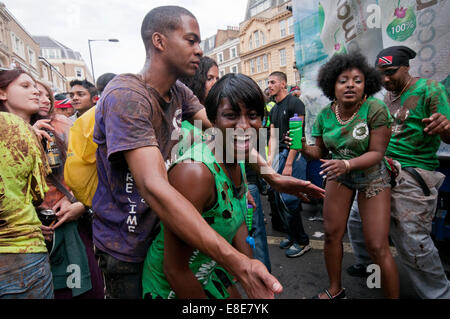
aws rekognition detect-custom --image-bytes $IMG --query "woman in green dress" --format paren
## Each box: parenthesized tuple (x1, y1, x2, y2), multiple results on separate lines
(302, 52, 399, 299)
(142, 73, 266, 299)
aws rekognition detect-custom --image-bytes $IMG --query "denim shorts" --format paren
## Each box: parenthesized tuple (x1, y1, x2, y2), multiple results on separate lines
(0, 253, 53, 299)
(336, 161, 391, 199)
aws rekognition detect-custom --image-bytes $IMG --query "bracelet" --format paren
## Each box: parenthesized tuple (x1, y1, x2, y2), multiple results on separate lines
(342, 159, 351, 173)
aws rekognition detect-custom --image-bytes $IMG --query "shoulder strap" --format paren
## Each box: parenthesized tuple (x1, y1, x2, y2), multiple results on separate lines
(403, 167, 431, 196)
(47, 173, 78, 203)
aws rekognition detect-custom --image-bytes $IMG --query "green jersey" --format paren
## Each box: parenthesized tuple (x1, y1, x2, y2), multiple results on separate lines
(142, 142, 247, 299)
(386, 78, 450, 171)
(0, 112, 50, 253)
(312, 97, 392, 162)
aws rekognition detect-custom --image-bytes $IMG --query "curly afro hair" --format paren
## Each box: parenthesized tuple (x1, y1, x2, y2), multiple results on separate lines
(317, 51, 382, 101)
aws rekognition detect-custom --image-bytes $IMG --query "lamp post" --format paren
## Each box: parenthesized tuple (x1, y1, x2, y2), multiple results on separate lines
(88, 38, 119, 84)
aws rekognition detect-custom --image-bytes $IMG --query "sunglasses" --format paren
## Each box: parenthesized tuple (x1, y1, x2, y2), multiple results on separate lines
(379, 67, 400, 76)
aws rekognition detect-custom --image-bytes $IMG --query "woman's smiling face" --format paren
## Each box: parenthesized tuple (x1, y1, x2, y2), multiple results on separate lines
(214, 97, 262, 162)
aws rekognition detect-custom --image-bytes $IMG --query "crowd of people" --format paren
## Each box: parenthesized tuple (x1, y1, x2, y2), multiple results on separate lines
(0, 5, 449, 300)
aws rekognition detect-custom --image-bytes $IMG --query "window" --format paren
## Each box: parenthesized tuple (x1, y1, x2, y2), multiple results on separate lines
(10, 33, 25, 58)
(280, 20, 286, 37)
(217, 52, 224, 63)
(260, 31, 265, 45)
(209, 37, 214, 49)
(249, 35, 253, 50)
(250, 0, 270, 17)
(219, 69, 225, 77)
(28, 47, 37, 68)
(263, 54, 268, 71)
(256, 56, 261, 73)
(42, 48, 62, 59)
(0, 22, 4, 44)
(42, 65, 49, 81)
(288, 16, 294, 35)
(250, 59, 255, 74)
(254, 31, 259, 48)
(257, 80, 263, 88)
(231, 65, 238, 73)
(75, 67, 83, 78)
(279, 49, 286, 66)
(230, 47, 237, 59)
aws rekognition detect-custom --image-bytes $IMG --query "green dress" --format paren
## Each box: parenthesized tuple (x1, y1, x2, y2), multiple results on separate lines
(176, 120, 204, 158)
(311, 96, 392, 165)
(142, 141, 248, 299)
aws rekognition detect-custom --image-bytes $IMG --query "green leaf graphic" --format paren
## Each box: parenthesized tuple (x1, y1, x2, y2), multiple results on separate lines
(387, 7, 416, 41)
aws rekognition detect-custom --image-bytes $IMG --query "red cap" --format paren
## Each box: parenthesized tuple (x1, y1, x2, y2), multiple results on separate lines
(54, 98, 73, 109)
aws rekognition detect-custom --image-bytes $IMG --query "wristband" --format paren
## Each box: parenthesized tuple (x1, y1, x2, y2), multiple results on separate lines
(343, 159, 351, 173)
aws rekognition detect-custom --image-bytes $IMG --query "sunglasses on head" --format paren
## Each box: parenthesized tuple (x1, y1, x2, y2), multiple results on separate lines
(379, 67, 400, 76)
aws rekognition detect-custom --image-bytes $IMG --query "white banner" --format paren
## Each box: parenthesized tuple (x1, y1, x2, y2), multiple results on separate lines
(293, 0, 450, 156)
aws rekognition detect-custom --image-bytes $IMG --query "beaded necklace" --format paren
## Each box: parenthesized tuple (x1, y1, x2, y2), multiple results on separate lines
(334, 96, 366, 125)
(223, 163, 255, 248)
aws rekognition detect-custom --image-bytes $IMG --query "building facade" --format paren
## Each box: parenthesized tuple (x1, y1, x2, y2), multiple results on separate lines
(0, 3, 67, 93)
(0, 3, 40, 78)
(34, 35, 93, 92)
(240, 0, 300, 90)
(203, 27, 241, 77)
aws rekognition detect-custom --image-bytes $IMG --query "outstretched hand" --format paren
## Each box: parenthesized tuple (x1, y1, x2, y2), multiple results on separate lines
(422, 113, 450, 136)
(271, 173, 325, 202)
(236, 258, 283, 299)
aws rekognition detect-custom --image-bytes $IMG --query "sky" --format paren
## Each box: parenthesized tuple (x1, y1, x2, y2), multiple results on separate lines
(2, 0, 248, 80)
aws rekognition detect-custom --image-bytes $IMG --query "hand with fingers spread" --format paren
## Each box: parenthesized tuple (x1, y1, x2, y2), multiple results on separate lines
(319, 159, 349, 180)
(32, 119, 54, 141)
(235, 258, 283, 299)
(270, 173, 326, 201)
(422, 113, 450, 136)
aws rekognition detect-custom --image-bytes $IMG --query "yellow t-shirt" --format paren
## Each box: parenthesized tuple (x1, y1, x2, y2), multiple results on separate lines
(0, 112, 50, 253)
(64, 106, 98, 207)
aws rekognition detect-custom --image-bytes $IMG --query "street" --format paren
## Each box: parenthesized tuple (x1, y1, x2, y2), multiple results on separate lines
(239, 193, 450, 299)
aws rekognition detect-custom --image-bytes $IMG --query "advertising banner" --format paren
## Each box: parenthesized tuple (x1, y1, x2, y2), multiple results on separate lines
(292, 0, 450, 157)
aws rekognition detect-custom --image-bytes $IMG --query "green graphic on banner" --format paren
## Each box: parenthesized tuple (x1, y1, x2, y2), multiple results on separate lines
(386, 1, 416, 41)
(333, 28, 347, 55)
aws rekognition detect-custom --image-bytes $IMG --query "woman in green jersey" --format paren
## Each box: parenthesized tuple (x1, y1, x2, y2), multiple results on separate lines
(301, 52, 399, 299)
(142, 73, 267, 299)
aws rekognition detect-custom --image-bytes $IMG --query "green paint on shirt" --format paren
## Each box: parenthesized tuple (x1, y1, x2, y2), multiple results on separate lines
(312, 97, 392, 163)
(386, 78, 450, 171)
